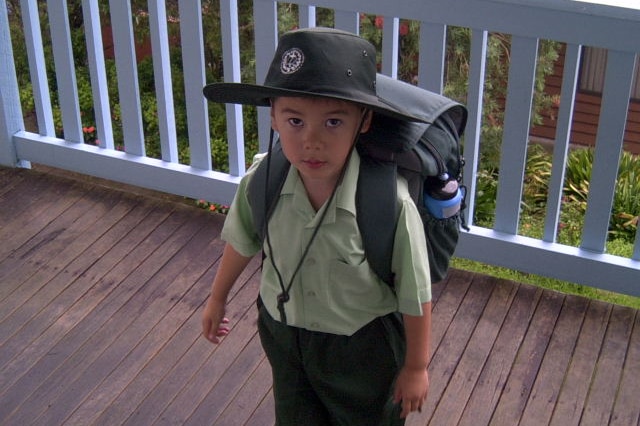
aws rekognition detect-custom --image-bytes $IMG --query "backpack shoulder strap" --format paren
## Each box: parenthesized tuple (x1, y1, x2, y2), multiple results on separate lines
(355, 150, 398, 286)
(247, 142, 291, 241)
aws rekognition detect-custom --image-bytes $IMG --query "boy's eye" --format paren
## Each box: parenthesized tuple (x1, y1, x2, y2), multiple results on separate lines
(287, 117, 303, 127)
(326, 118, 342, 127)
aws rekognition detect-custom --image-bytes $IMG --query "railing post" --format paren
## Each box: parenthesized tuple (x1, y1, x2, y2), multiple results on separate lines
(0, 0, 27, 168)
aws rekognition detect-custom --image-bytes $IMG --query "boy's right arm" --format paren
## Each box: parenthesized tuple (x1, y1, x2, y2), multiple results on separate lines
(201, 243, 253, 344)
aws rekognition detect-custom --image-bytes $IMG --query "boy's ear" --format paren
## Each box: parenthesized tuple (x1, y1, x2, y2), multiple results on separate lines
(359, 109, 373, 133)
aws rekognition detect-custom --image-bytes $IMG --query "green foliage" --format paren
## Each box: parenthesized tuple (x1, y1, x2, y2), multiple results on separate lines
(472, 144, 639, 247)
(563, 148, 640, 243)
(473, 168, 499, 226)
(522, 144, 552, 213)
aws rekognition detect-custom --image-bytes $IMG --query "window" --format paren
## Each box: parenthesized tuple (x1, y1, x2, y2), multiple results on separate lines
(579, 47, 640, 100)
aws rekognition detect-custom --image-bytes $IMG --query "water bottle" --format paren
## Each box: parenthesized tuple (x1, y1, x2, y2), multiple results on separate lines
(424, 175, 463, 219)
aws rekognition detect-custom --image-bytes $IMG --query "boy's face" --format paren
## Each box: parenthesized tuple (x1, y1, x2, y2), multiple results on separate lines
(270, 97, 372, 186)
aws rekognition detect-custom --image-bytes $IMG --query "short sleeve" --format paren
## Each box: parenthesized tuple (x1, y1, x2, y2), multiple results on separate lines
(220, 157, 265, 257)
(391, 178, 432, 315)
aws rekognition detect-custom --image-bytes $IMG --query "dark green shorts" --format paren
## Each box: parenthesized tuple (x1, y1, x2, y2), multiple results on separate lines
(257, 301, 406, 426)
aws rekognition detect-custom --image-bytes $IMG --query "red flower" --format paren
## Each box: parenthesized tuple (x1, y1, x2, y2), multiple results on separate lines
(374, 16, 384, 29)
(400, 23, 409, 36)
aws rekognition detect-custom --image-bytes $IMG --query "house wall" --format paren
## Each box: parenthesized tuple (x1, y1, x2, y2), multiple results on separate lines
(530, 44, 640, 155)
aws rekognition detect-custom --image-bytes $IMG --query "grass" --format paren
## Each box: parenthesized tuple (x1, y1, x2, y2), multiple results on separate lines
(451, 257, 640, 310)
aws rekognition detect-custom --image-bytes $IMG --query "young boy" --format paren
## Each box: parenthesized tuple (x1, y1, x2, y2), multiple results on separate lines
(201, 27, 432, 425)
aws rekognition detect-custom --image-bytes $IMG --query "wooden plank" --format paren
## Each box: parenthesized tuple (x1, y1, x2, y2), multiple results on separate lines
(0, 167, 27, 198)
(457, 283, 543, 426)
(429, 268, 475, 358)
(549, 299, 612, 426)
(414, 273, 496, 424)
(0, 205, 195, 422)
(609, 311, 640, 426)
(61, 232, 227, 425)
(147, 273, 263, 425)
(0, 192, 139, 364)
(0, 188, 128, 329)
(580, 305, 636, 426)
(213, 357, 274, 426)
(489, 289, 566, 425)
(113, 258, 259, 425)
(0, 186, 102, 296)
(117, 257, 262, 426)
(87, 260, 219, 425)
(0, 172, 85, 262)
(29, 211, 218, 425)
(519, 294, 590, 426)
(245, 390, 276, 426)
(0, 198, 176, 396)
(185, 333, 266, 425)
(426, 278, 519, 425)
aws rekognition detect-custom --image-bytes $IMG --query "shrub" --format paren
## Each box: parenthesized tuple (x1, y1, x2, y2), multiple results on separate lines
(564, 148, 640, 243)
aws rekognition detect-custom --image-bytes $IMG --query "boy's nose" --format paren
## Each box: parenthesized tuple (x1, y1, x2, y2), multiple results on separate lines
(302, 127, 322, 150)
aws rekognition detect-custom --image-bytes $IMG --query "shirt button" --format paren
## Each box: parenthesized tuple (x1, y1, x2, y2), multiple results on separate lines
(307, 291, 316, 297)
(306, 258, 316, 266)
(310, 322, 320, 328)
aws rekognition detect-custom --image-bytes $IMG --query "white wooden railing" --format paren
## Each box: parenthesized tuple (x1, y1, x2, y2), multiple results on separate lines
(1, 0, 639, 296)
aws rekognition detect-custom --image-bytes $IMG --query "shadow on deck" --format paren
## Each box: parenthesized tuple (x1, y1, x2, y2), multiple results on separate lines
(0, 165, 638, 425)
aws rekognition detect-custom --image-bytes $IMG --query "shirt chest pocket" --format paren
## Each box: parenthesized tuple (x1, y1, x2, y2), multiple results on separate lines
(327, 258, 390, 307)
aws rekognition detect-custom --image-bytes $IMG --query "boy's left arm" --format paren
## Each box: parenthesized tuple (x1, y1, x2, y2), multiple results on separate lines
(394, 301, 432, 418)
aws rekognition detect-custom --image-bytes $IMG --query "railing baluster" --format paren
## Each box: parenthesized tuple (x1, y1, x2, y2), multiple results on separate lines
(581, 50, 636, 253)
(149, 0, 178, 162)
(109, 0, 145, 155)
(334, 10, 359, 34)
(380, 16, 399, 78)
(418, 22, 446, 94)
(178, 0, 210, 170)
(81, 0, 113, 150)
(544, 43, 581, 243)
(47, 0, 82, 143)
(461, 29, 488, 227)
(253, 0, 278, 153)
(21, 0, 55, 137)
(220, 0, 245, 176)
(299, 5, 316, 28)
(494, 35, 539, 235)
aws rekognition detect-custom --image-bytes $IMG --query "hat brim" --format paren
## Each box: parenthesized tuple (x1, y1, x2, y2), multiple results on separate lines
(203, 82, 426, 123)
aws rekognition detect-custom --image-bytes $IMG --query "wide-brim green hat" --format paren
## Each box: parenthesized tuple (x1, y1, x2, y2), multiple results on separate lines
(203, 27, 425, 122)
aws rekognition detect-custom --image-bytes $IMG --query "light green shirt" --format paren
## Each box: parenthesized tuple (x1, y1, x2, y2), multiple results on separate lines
(222, 150, 431, 336)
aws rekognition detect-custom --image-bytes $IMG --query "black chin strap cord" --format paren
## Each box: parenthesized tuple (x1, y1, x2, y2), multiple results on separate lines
(263, 111, 369, 324)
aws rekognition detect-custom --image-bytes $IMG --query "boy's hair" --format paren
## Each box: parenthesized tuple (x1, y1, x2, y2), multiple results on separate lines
(203, 27, 423, 123)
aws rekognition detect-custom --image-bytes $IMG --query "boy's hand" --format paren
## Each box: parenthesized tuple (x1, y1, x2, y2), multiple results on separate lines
(393, 365, 429, 418)
(201, 298, 230, 344)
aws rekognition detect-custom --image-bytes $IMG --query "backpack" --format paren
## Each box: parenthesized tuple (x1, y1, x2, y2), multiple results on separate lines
(247, 74, 468, 285)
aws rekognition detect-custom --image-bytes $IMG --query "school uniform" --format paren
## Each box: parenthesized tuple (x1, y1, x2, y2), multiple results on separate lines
(221, 151, 431, 425)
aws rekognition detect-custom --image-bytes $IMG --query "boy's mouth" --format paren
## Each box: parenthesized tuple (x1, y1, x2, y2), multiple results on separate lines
(303, 159, 326, 169)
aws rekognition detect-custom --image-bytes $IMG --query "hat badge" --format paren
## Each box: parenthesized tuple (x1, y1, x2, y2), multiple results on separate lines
(280, 48, 304, 75)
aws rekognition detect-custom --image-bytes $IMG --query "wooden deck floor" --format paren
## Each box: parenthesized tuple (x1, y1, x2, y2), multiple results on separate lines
(0, 165, 638, 426)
